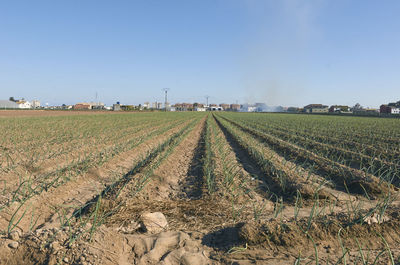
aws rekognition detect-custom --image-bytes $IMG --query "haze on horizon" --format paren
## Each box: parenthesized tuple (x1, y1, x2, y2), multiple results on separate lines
(1, 0, 399, 108)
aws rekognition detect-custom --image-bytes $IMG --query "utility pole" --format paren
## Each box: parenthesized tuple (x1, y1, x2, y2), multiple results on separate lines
(205, 95, 209, 108)
(163, 88, 170, 112)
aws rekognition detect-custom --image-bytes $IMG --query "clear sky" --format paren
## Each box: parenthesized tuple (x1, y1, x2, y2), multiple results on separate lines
(1, 0, 399, 107)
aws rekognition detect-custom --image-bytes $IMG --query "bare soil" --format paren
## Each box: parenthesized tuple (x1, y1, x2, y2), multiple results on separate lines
(1, 114, 400, 265)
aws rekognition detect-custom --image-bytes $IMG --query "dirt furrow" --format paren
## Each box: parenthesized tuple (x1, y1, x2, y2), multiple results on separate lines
(219, 115, 394, 198)
(0, 119, 194, 234)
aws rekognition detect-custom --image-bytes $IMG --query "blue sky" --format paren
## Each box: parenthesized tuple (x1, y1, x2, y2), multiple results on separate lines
(0, 0, 399, 107)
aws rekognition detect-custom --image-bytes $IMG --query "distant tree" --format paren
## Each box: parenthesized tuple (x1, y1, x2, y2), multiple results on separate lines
(287, 107, 299, 113)
(9, 97, 16, 102)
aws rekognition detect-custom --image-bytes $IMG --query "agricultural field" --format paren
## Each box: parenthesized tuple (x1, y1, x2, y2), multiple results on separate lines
(0, 111, 400, 265)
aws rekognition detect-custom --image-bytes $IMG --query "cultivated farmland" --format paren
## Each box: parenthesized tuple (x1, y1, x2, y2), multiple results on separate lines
(0, 111, 399, 264)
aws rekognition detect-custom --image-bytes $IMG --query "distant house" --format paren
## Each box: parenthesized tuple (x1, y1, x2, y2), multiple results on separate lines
(194, 107, 206, 111)
(143, 102, 150, 109)
(329, 105, 350, 113)
(230, 104, 241, 111)
(90, 102, 105, 110)
(220, 104, 229, 110)
(304, 104, 329, 113)
(113, 103, 121, 111)
(31, 100, 41, 109)
(121, 105, 135, 111)
(0, 100, 19, 109)
(173, 103, 194, 111)
(16, 100, 32, 109)
(380, 104, 400, 114)
(210, 106, 223, 111)
(193, 103, 205, 111)
(74, 103, 92, 110)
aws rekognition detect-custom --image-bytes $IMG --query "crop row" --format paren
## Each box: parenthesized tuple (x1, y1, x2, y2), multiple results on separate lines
(216, 114, 392, 198)
(228, 116, 400, 186)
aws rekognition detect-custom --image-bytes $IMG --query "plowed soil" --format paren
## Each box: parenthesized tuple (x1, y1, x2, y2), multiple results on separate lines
(1, 113, 399, 265)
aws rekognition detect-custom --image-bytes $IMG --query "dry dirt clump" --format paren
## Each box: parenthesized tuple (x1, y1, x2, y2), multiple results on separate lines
(1, 224, 212, 265)
(140, 212, 169, 234)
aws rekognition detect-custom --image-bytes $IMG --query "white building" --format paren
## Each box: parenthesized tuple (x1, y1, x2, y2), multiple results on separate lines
(143, 102, 150, 109)
(17, 100, 32, 109)
(391, 107, 400, 114)
(195, 107, 207, 111)
(31, 100, 41, 108)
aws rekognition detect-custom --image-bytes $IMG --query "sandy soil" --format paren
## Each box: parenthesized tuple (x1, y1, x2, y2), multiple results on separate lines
(1, 114, 400, 265)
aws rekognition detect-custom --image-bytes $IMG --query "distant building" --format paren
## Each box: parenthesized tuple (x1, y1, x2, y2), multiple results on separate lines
(143, 102, 150, 109)
(113, 103, 121, 111)
(174, 103, 193, 111)
(194, 103, 206, 111)
(74, 103, 92, 110)
(220, 104, 229, 110)
(364, 108, 379, 113)
(304, 104, 329, 113)
(380, 104, 400, 114)
(31, 100, 41, 109)
(121, 105, 135, 111)
(16, 100, 31, 109)
(210, 106, 223, 111)
(329, 105, 350, 113)
(90, 102, 105, 110)
(0, 100, 19, 109)
(194, 107, 206, 111)
(230, 104, 241, 111)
